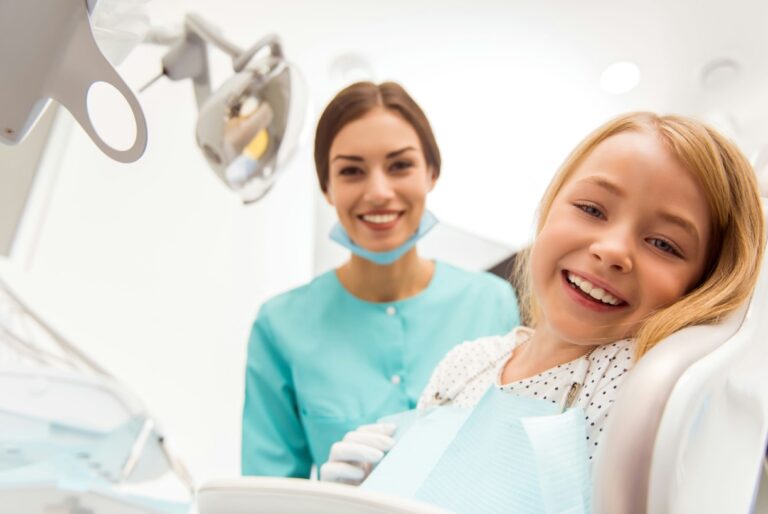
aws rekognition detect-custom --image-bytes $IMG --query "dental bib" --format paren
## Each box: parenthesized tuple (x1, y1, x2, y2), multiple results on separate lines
(329, 211, 438, 265)
(363, 387, 592, 514)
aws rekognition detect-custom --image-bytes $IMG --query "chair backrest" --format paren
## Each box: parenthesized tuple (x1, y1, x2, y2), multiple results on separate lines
(593, 162, 768, 513)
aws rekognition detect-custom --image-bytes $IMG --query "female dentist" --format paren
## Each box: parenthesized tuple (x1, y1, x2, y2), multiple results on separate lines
(241, 81, 520, 477)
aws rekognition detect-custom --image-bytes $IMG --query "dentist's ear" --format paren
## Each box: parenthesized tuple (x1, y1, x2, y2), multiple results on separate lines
(427, 166, 438, 192)
(323, 186, 335, 207)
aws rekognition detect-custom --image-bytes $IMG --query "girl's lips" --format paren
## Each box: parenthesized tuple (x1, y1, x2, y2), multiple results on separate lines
(565, 270, 628, 304)
(561, 271, 629, 312)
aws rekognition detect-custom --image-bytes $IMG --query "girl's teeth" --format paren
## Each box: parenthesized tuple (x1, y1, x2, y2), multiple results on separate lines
(567, 272, 621, 306)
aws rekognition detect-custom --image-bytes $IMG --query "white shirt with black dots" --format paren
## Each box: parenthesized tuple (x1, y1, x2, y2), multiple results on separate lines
(417, 326, 637, 460)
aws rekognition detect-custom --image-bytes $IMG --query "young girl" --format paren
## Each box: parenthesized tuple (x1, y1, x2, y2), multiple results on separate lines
(241, 82, 519, 478)
(320, 111, 765, 483)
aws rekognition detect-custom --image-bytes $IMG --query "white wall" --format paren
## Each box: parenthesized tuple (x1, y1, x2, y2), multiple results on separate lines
(4, 0, 768, 490)
(7, 30, 317, 483)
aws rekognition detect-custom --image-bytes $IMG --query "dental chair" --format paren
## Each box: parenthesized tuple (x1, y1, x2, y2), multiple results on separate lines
(593, 161, 768, 513)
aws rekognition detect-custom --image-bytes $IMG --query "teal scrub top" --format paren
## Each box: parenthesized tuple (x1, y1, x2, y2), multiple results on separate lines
(241, 261, 520, 477)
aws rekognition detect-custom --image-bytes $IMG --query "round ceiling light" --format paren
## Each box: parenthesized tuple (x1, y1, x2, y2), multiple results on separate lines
(700, 58, 740, 90)
(600, 61, 641, 95)
(329, 53, 375, 84)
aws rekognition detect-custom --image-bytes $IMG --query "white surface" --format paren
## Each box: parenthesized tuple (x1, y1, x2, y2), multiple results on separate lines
(3, 0, 768, 491)
(197, 477, 452, 514)
(592, 201, 768, 514)
(649, 238, 768, 512)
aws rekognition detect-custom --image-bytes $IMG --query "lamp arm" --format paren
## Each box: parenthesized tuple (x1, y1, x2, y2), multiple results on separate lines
(142, 13, 247, 108)
(184, 13, 243, 59)
(232, 34, 284, 72)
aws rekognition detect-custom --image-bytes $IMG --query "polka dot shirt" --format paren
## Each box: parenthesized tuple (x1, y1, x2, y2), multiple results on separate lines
(417, 326, 636, 460)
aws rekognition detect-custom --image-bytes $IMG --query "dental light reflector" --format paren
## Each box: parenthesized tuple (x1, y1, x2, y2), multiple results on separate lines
(147, 15, 307, 203)
(195, 41, 306, 203)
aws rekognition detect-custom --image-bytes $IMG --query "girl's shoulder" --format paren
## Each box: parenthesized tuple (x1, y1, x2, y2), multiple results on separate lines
(587, 339, 636, 367)
(437, 327, 528, 374)
(582, 338, 637, 390)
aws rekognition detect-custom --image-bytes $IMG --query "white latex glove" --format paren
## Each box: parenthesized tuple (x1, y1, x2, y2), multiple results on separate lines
(319, 422, 397, 484)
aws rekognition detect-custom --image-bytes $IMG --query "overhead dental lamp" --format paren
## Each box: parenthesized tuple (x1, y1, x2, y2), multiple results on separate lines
(143, 14, 308, 203)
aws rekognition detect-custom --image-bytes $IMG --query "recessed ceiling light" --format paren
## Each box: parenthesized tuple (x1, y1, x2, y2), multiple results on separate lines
(329, 53, 375, 84)
(600, 61, 641, 95)
(700, 58, 740, 90)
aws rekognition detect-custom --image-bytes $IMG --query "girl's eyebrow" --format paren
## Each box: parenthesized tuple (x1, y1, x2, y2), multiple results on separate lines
(657, 211, 700, 245)
(578, 176, 625, 197)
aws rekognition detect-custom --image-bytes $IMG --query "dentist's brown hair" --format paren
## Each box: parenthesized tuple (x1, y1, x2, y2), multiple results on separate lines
(313, 81, 441, 193)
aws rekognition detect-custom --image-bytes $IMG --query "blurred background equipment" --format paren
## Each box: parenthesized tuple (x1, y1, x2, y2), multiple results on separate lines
(0, 276, 193, 513)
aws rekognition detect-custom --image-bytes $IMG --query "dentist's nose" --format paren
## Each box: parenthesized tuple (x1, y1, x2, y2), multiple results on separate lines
(363, 169, 395, 204)
(590, 228, 634, 273)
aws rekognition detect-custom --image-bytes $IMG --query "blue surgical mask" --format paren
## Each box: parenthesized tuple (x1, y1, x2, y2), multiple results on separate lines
(329, 210, 438, 265)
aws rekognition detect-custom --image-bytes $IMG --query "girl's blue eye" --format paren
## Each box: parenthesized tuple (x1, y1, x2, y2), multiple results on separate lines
(576, 203, 605, 219)
(650, 238, 682, 257)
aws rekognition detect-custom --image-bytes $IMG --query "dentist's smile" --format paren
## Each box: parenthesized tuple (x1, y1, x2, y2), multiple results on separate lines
(357, 210, 404, 231)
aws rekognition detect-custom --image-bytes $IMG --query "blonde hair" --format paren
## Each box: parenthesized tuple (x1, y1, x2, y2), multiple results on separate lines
(514, 112, 765, 358)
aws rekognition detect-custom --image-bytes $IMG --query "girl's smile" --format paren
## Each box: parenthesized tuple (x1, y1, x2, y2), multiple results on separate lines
(562, 270, 629, 311)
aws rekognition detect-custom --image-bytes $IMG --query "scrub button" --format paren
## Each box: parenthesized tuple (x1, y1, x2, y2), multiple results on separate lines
(390, 374, 402, 385)
(386, 306, 397, 316)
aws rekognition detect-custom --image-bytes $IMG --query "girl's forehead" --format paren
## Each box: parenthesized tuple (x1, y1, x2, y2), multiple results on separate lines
(565, 131, 683, 184)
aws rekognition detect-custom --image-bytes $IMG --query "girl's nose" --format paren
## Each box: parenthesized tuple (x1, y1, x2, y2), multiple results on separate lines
(590, 230, 634, 273)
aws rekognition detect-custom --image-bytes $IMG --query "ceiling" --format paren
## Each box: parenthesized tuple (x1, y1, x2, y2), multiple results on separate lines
(128, 0, 768, 247)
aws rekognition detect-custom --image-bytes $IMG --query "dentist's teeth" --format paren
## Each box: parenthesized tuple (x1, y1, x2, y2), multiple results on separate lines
(362, 213, 398, 224)
(567, 272, 621, 306)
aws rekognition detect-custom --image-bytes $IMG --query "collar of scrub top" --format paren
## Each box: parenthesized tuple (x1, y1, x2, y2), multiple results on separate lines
(329, 210, 438, 265)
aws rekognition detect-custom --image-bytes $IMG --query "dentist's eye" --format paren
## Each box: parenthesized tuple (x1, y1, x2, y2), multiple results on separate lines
(575, 203, 605, 219)
(339, 166, 363, 176)
(390, 160, 413, 172)
(649, 238, 682, 257)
